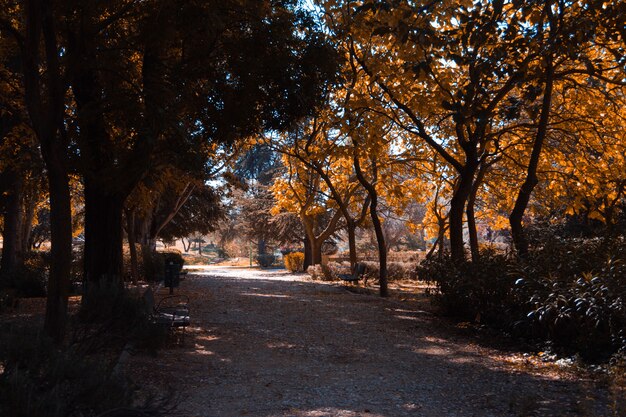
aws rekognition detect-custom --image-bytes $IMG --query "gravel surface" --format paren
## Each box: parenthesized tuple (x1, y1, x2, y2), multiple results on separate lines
(127, 267, 611, 417)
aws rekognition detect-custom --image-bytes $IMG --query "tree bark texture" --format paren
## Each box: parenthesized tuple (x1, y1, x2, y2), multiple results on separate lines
(21, 0, 72, 343)
(44, 164, 72, 343)
(509, 58, 554, 258)
(82, 182, 125, 301)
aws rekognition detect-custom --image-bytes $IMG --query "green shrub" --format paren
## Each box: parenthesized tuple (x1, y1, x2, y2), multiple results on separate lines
(256, 254, 276, 268)
(417, 238, 626, 359)
(518, 242, 626, 359)
(284, 252, 305, 272)
(417, 251, 519, 326)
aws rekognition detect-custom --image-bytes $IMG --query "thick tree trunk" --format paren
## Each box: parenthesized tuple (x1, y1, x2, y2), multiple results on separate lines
(82, 182, 125, 301)
(304, 230, 323, 266)
(20, 0, 72, 343)
(449, 193, 468, 262)
(311, 239, 323, 266)
(0, 172, 24, 282)
(449, 163, 477, 262)
(510, 60, 554, 258)
(43, 160, 72, 343)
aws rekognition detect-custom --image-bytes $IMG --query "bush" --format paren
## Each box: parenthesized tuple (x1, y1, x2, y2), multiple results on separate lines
(306, 264, 335, 281)
(1, 252, 49, 297)
(162, 250, 184, 268)
(359, 261, 418, 282)
(142, 250, 165, 282)
(284, 252, 305, 272)
(0, 327, 132, 417)
(417, 251, 519, 326)
(76, 284, 163, 355)
(256, 254, 276, 268)
(325, 261, 349, 280)
(417, 238, 626, 359)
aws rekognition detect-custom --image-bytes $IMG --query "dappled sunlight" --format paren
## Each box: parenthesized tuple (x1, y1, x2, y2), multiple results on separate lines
(267, 341, 298, 349)
(288, 408, 387, 417)
(123, 270, 612, 416)
(335, 317, 361, 326)
(241, 292, 292, 299)
(394, 315, 421, 321)
(192, 347, 215, 356)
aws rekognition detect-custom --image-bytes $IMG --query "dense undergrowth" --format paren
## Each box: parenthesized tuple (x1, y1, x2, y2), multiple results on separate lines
(417, 237, 626, 361)
(0, 286, 171, 416)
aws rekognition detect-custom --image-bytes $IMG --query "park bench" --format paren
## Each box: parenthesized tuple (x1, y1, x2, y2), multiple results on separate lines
(143, 287, 190, 344)
(337, 262, 367, 285)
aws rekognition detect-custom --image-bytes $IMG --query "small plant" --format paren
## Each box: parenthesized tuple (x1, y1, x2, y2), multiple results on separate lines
(306, 265, 321, 280)
(284, 252, 305, 272)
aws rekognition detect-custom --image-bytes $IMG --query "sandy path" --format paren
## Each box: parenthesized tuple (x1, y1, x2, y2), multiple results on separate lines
(128, 268, 610, 417)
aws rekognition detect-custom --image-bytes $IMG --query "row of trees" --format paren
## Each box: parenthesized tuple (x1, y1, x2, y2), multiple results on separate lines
(0, 0, 337, 341)
(1, 0, 625, 339)
(264, 0, 625, 296)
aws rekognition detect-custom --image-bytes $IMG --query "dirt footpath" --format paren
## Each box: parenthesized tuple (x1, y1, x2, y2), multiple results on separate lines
(128, 268, 611, 417)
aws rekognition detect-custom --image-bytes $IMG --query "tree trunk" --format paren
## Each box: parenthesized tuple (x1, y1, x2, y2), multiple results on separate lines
(368, 193, 388, 296)
(311, 239, 323, 266)
(20, 0, 72, 343)
(466, 202, 479, 262)
(449, 163, 477, 262)
(257, 239, 266, 256)
(0, 172, 24, 282)
(82, 182, 125, 302)
(510, 59, 554, 258)
(125, 209, 139, 284)
(139, 238, 158, 281)
(467, 166, 486, 262)
(303, 236, 311, 270)
(43, 159, 72, 343)
(346, 220, 357, 268)
(353, 152, 388, 297)
(21, 192, 36, 256)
